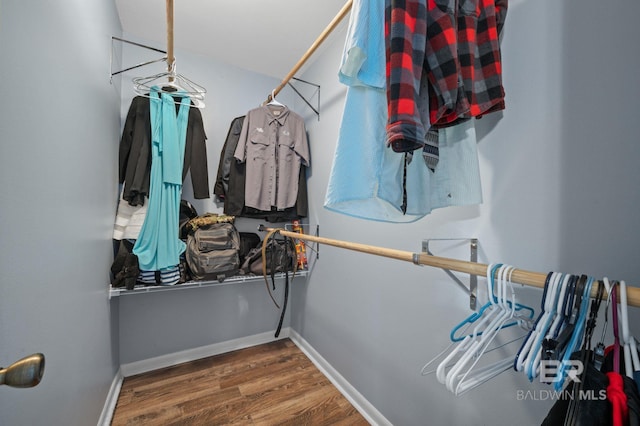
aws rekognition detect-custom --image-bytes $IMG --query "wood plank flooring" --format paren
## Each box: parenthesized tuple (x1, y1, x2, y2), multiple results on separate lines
(111, 338, 370, 425)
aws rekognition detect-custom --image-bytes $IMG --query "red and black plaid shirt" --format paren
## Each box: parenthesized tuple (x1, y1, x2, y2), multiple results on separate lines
(385, 0, 429, 153)
(428, 0, 508, 126)
(386, 0, 508, 150)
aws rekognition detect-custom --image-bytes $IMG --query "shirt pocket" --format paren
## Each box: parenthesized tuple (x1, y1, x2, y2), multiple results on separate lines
(278, 133, 296, 161)
(250, 130, 270, 161)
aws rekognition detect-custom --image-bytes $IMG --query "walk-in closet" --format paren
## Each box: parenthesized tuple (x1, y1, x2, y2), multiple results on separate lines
(1, 1, 640, 425)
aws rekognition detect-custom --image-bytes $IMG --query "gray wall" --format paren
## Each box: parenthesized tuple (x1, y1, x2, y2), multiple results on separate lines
(0, 1, 122, 425)
(292, 0, 640, 425)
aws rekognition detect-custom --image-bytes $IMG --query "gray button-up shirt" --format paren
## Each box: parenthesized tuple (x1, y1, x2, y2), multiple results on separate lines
(234, 105, 310, 211)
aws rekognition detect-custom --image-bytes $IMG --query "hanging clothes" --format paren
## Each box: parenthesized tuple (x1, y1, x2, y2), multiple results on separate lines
(427, 0, 508, 127)
(385, 0, 508, 155)
(118, 93, 210, 207)
(541, 352, 612, 426)
(608, 372, 629, 426)
(215, 115, 308, 222)
(324, 0, 482, 223)
(112, 187, 148, 240)
(136, 264, 182, 286)
(214, 115, 245, 203)
(540, 281, 611, 426)
(600, 345, 640, 426)
(115, 90, 210, 246)
(338, 0, 385, 89)
(385, 0, 433, 154)
(233, 105, 310, 212)
(607, 284, 630, 426)
(624, 375, 640, 426)
(133, 87, 191, 271)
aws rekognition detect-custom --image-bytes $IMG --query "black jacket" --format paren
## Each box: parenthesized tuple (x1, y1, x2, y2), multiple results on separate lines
(214, 115, 308, 222)
(119, 95, 210, 206)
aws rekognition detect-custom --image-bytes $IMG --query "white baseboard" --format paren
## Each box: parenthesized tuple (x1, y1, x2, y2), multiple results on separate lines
(288, 329, 391, 426)
(120, 329, 290, 377)
(97, 368, 123, 426)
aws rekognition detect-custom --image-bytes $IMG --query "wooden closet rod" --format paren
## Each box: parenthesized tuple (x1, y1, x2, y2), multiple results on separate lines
(266, 0, 353, 103)
(166, 0, 175, 77)
(264, 228, 640, 308)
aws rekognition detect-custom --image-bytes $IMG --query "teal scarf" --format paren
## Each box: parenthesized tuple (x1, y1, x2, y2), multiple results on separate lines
(134, 86, 191, 271)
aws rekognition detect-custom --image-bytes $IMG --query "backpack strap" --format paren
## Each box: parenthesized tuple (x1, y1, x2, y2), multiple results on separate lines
(261, 229, 299, 311)
(262, 228, 281, 309)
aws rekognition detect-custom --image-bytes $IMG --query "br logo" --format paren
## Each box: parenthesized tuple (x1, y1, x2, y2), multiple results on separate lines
(540, 360, 584, 383)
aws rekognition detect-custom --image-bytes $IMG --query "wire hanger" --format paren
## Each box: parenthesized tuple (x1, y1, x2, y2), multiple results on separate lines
(132, 61, 206, 108)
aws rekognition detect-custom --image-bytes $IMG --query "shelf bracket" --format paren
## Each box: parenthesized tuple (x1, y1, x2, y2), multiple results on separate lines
(110, 36, 167, 83)
(288, 77, 321, 121)
(422, 238, 478, 310)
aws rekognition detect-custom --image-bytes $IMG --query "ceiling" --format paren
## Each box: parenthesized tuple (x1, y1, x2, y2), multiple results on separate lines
(114, 0, 351, 80)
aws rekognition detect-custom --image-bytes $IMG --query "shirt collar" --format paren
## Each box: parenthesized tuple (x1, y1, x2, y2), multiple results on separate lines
(263, 104, 290, 125)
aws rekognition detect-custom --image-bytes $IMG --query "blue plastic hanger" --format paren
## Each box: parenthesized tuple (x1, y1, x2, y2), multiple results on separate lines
(437, 264, 507, 385)
(544, 275, 587, 371)
(452, 265, 528, 395)
(554, 276, 594, 390)
(450, 264, 535, 342)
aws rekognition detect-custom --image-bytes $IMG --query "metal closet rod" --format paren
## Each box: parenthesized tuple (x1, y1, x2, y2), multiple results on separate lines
(264, 228, 640, 308)
(266, 0, 353, 103)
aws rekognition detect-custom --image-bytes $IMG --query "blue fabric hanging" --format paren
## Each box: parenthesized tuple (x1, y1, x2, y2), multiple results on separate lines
(134, 86, 190, 270)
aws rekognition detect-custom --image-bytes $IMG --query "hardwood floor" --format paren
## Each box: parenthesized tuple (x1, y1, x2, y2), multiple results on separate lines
(111, 338, 370, 425)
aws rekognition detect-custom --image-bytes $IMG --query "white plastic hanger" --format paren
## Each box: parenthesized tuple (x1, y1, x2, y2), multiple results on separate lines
(544, 274, 572, 342)
(436, 305, 500, 385)
(451, 265, 521, 394)
(421, 322, 472, 376)
(436, 264, 501, 385)
(444, 311, 503, 390)
(527, 273, 572, 380)
(433, 264, 532, 393)
(517, 272, 561, 375)
(514, 272, 558, 372)
(447, 265, 530, 394)
(267, 90, 285, 107)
